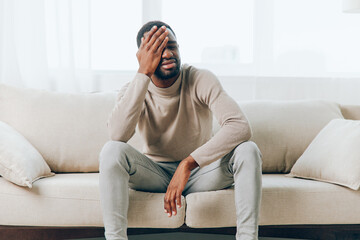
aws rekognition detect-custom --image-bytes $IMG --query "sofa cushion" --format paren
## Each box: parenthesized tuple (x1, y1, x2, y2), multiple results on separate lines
(0, 121, 54, 188)
(185, 174, 360, 228)
(239, 100, 343, 173)
(0, 84, 117, 172)
(0, 83, 347, 174)
(0, 173, 185, 228)
(288, 119, 360, 190)
(341, 104, 360, 120)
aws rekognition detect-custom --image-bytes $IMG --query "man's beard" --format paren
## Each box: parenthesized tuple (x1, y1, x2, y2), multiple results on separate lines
(154, 58, 181, 80)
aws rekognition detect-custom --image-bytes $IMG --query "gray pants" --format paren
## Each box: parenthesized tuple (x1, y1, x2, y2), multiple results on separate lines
(99, 141, 262, 240)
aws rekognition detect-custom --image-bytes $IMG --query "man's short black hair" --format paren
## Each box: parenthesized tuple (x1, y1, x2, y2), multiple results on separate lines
(136, 20, 176, 48)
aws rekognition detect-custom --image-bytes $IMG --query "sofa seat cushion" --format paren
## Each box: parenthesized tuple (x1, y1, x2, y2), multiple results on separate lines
(185, 174, 360, 228)
(0, 173, 185, 228)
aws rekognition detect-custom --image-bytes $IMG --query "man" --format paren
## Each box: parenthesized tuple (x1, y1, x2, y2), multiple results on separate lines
(99, 20, 262, 240)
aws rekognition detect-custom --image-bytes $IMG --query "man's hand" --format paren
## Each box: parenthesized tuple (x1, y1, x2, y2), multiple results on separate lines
(136, 25, 169, 77)
(164, 156, 199, 217)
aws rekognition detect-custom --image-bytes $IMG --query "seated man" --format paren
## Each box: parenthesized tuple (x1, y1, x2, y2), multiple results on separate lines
(99, 20, 262, 240)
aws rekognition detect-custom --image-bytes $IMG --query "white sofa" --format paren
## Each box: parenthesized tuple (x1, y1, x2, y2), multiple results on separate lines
(0, 83, 360, 240)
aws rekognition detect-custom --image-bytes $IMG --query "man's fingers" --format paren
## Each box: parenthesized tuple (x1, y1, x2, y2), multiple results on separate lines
(148, 25, 167, 48)
(164, 194, 171, 217)
(148, 26, 165, 44)
(152, 29, 168, 51)
(139, 37, 145, 48)
(164, 190, 178, 217)
(176, 193, 182, 209)
(164, 201, 170, 216)
(139, 32, 150, 50)
(156, 36, 169, 54)
(143, 25, 158, 44)
(170, 192, 177, 216)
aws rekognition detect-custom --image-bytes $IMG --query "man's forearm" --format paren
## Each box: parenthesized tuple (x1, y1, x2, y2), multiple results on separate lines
(107, 73, 150, 142)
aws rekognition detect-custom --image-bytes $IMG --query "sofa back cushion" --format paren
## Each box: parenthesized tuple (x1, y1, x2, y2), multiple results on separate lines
(0, 84, 347, 174)
(0, 84, 117, 172)
(238, 100, 343, 173)
(340, 105, 360, 120)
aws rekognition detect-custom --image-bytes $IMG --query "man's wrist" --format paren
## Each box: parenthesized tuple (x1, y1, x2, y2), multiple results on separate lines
(182, 156, 199, 171)
(138, 68, 153, 78)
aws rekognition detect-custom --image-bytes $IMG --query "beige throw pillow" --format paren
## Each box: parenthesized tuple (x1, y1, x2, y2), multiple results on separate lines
(0, 121, 54, 188)
(287, 119, 360, 190)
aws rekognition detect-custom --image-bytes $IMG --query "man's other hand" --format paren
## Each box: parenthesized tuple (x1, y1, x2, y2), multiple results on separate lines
(164, 156, 199, 217)
(136, 25, 169, 77)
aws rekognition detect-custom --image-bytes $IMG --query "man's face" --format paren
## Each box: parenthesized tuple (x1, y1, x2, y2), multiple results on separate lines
(153, 30, 181, 80)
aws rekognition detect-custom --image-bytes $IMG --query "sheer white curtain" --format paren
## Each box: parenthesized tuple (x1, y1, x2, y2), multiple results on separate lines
(1, 0, 359, 94)
(0, 0, 91, 92)
(0, 0, 48, 89)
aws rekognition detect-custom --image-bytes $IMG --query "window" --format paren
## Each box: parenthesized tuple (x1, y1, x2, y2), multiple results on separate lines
(89, 0, 254, 75)
(45, 0, 360, 77)
(271, 0, 360, 76)
(162, 0, 254, 75)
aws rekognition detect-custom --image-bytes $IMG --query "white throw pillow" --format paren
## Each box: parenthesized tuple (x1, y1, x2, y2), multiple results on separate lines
(0, 121, 54, 188)
(287, 119, 360, 190)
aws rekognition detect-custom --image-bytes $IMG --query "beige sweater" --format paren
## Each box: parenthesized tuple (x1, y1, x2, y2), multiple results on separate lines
(108, 64, 251, 168)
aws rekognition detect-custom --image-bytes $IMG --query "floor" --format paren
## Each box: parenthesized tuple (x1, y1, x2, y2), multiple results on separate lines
(73, 233, 306, 240)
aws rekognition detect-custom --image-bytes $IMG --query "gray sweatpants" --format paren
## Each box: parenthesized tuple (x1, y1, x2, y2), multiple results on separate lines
(99, 141, 262, 240)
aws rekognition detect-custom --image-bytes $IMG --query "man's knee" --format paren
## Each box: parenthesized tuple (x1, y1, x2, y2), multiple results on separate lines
(99, 140, 132, 172)
(233, 141, 262, 170)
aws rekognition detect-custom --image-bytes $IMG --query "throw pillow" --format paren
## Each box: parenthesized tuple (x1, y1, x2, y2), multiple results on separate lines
(287, 119, 360, 190)
(0, 121, 54, 188)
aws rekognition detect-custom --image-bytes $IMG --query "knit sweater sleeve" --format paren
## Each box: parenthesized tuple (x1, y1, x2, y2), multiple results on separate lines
(107, 73, 150, 142)
(190, 69, 252, 168)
